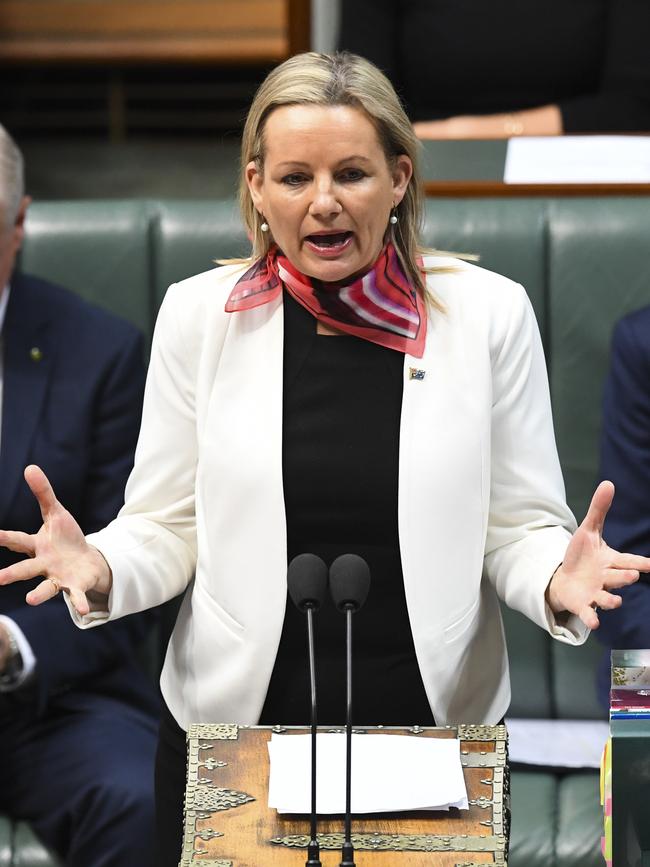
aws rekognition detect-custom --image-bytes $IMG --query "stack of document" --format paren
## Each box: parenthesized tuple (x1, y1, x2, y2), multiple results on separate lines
(610, 648, 650, 720)
(267, 732, 468, 814)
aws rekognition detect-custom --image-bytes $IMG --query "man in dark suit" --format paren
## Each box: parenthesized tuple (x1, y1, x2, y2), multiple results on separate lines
(0, 125, 159, 865)
(595, 305, 650, 708)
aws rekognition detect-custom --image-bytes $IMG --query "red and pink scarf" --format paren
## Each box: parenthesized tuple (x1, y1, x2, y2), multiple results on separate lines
(225, 243, 426, 358)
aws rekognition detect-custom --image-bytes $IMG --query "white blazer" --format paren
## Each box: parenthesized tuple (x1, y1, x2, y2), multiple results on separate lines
(79, 256, 586, 730)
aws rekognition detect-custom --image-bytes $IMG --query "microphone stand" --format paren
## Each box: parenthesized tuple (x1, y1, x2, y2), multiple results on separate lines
(340, 604, 355, 867)
(287, 553, 327, 867)
(328, 553, 370, 867)
(306, 604, 322, 867)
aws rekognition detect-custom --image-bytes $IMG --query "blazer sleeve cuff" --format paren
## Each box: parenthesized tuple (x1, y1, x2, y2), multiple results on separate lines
(63, 591, 112, 629)
(63, 531, 122, 628)
(544, 603, 590, 645)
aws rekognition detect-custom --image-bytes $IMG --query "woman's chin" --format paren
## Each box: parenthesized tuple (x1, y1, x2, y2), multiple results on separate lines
(299, 252, 370, 285)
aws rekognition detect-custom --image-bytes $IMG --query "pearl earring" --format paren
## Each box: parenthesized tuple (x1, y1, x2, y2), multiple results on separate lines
(389, 207, 398, 225)
(260, 220, 269, 233)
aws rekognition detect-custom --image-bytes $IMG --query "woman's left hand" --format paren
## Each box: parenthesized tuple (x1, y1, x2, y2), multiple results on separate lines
(546, 480, 650, 629)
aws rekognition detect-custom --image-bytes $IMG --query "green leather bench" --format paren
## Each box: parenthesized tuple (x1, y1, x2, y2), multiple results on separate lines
(7, 196, 650, 866)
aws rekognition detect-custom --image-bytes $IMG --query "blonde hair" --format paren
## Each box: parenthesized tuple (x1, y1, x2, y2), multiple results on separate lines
(238, 51, 444, 305)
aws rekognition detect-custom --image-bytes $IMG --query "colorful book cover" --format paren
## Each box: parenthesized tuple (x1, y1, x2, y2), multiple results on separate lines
(611, 649, 650, 688)
(600, 736, 612, 866)
(611, 650, 650, 715)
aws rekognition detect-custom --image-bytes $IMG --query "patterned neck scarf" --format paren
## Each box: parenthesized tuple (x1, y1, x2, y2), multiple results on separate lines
(225, 243, 426, 357)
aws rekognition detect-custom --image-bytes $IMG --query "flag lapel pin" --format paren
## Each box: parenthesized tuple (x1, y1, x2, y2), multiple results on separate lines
(409, 367, 426, 381)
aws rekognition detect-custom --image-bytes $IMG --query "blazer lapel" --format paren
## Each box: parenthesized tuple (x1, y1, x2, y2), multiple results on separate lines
(0, 275, 54, 526)
(398, 306, 487, 651)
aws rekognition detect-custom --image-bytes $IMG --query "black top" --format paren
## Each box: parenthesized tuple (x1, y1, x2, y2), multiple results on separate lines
(338, 0, 650, 132)
(259, 292, 435, 727)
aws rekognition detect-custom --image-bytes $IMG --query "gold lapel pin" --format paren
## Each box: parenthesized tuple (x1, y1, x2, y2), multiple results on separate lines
(409, 367, 426, 381)
(30, 347, 43, 362)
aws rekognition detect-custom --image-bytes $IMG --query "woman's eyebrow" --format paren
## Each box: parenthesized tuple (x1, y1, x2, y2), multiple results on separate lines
(274, 155, 374, 170)
(275, 161, 310, 169)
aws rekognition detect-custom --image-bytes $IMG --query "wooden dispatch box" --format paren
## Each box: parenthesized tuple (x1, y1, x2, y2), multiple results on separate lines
(180, 723, 509, 867)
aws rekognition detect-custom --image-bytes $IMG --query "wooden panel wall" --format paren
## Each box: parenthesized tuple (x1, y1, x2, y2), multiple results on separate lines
(0, 0, 310, 63)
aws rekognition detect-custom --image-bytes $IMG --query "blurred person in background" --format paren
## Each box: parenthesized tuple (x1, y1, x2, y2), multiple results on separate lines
(595, 306, 650, 709)
(0, 123, 159, 867)
(339, 0, 650, 138)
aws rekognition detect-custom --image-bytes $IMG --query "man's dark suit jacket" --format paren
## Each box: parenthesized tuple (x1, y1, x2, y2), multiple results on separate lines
(596, 305, 650, 708)
(0, 272, 159, 718)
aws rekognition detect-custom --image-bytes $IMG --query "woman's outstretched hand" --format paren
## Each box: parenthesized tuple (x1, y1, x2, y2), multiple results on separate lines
(0, 465, 112, 616)
(547, 480, 650, 630)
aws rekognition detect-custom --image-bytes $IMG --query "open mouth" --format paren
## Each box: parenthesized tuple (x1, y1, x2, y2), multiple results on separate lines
(305, 231, 354, 251)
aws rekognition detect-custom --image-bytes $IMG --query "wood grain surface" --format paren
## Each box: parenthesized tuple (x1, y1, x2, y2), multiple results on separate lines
(0, 0, 308, 64)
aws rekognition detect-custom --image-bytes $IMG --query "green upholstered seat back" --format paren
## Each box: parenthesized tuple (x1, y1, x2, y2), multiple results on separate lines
(422, 198, 549, 341)
(152, 200, 249, 306)
(20, 201, 155, 337)
(548, 199, 650, 521)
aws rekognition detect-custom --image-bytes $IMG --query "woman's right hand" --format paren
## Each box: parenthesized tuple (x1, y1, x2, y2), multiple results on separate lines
(0, 465, 112, 616)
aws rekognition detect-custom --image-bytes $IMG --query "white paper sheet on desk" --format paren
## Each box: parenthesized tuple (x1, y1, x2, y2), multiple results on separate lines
(267, 733, 468, 814)
(504, 136, 650, 183)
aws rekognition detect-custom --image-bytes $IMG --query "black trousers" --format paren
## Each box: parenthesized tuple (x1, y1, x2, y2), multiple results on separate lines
(154, 702, 187, 867)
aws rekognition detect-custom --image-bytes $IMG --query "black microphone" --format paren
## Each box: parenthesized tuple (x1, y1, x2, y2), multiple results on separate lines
(329, 554, 371, 867)
(287, 553, 328, 867)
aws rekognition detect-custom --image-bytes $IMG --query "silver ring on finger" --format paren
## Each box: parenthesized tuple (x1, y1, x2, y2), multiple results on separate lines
(48, 577, 62, 596)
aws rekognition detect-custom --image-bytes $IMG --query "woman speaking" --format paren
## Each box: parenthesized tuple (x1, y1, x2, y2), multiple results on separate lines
(0, 52, 647, 863)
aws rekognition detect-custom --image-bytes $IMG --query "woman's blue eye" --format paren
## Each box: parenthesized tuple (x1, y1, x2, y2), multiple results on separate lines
(340, 169, 365, 182)
(282, 174, 307, 186)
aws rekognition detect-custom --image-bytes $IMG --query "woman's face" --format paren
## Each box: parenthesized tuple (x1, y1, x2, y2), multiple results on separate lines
(246, 104, 412, 284)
